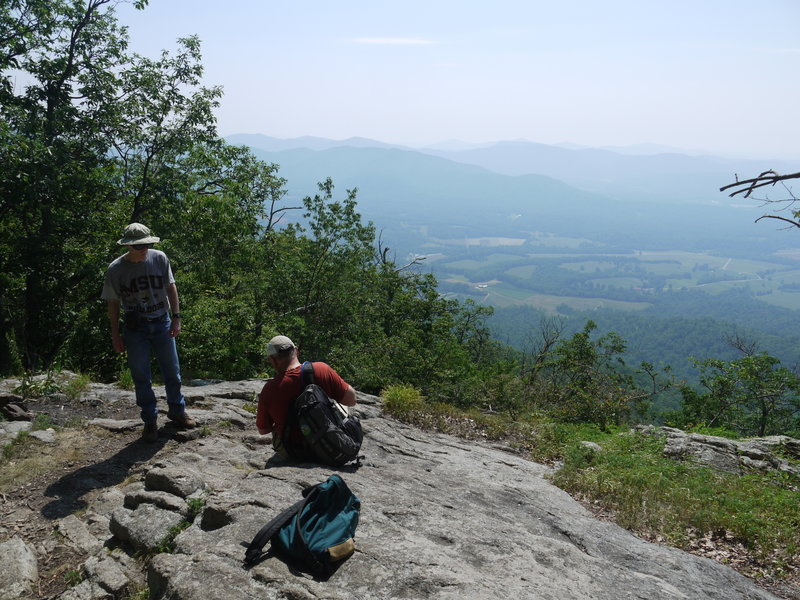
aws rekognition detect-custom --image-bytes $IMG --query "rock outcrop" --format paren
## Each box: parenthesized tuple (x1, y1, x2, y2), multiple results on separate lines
(637, 425, 800, 477)
(0, 380, 791, 599)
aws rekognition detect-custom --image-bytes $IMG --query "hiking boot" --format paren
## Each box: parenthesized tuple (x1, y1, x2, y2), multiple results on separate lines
(142, 422, 158, 443)
(167, 411, 197, 429)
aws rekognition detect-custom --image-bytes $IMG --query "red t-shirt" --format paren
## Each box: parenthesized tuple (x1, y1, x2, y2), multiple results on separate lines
(256, 362, 350, 437)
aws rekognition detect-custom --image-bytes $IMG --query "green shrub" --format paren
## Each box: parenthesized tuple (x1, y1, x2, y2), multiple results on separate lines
(31, 414, 54, 431)
(527, 420, 615, 463)
(116, 367, 134, 390)
(186, 496, 206, 522)
(381, 384, 425, 417)
(13, 371, 61, 399)
(64, 570, 83, 587)
(4, 331, 24, 375)
(2, 431, 31, 460)
(685, 424, 741, 439)
(63, 373, 91, 401)
(121, 586, 150, 600)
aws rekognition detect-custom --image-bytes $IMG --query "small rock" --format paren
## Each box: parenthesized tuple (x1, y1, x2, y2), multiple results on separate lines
(56, 515, 104, 554)
(30, 427, 57, 443)
(56, 579, 112, 600)
(580, 441, 602, 453)
(83, 556, 130, 596)
(109, 504, 185, 553)
(124, 489, 190, 517)
(0, 537, 38, 599)
(144, 466, 205, 498)
(87, 418, 142, 432)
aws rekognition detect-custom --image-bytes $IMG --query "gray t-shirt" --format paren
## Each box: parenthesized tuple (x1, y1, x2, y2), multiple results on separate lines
(101, 249, 176, 317)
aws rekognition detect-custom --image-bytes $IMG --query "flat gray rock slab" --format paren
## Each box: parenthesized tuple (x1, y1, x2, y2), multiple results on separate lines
(129, 413, 778, 600)
(87, 418, 141, 432)
(30, 427, 57, 443)
(0, 420, 32, 437)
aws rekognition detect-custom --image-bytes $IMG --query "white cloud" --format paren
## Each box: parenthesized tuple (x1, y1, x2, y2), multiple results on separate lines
(756, 46, 800, 54)
(351, 37, 437, 45)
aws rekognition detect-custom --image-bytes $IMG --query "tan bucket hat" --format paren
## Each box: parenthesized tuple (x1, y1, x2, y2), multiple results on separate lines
(118, 223, 161, 245)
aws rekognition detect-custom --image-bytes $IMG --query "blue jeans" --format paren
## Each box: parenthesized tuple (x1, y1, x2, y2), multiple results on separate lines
(124, 314, 186, 424)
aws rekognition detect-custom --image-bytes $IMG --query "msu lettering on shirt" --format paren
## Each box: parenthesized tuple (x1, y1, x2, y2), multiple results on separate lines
(101, 249, 176, 317)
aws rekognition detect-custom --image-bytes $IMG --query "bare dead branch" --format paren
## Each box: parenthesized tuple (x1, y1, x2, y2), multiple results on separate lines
(523, 316, 565, 382)
(754, 214, 800, 228)
(393, 256, 426, 272)
(720, 170, 800, 198)
(374, 230, 426, 271)
(276, 303, 317, 318)
(724, 332, 759, 357)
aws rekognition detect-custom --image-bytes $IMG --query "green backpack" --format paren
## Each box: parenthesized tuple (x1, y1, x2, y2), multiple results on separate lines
(244, 475, 361, 576)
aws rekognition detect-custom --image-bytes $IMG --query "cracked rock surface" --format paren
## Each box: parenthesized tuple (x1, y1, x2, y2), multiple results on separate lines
(0, 379, 789, 599)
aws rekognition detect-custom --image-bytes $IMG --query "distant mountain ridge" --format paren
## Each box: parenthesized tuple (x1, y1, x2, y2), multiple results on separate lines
(420, 141, 798, 205)
(225, 133, 406, 152)
(227, 133, 796, 206)
(228, 139, 767, 256)
(237, 144, 613, 228)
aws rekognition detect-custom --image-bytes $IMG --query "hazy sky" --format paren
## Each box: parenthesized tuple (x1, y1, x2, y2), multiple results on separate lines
(116, 0, 800, 158)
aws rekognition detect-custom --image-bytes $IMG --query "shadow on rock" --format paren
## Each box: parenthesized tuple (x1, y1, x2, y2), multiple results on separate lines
(264, 455, 363, 473)
(241, 545, 346, 582)
(41, 436, 165, 519)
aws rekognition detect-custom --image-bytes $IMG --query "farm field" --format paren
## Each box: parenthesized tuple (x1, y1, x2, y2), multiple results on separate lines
(429, 240, 800, 312)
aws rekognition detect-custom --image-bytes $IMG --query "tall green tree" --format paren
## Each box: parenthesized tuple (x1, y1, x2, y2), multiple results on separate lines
(0, 0, 280, 375)
(532, 320, 648, 429)
(1, 0, 132, 370)
(680, 354, 800, 436)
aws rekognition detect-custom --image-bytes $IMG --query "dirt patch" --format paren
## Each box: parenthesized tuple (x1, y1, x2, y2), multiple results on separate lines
(1, 426, 153, 598)
(0, 380, 191, 599)
(4, 432, 146, 594)
(23, 389, 141, 426)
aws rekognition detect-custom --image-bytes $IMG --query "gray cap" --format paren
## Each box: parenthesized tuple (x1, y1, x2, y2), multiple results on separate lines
(118, 223, 161, 245)
(266, 335, 296, 357)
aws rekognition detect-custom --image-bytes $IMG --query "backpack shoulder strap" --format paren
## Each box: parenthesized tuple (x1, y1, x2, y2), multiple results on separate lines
(281, 362, 314, 458)
(301, 361, 315, 386)
(244, 496, 308, 565)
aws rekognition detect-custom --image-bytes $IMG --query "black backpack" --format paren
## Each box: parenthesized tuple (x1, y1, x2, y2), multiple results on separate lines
(282, 362, 363, 466)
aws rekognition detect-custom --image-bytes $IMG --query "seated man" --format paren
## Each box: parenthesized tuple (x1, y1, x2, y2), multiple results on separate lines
(256, 335, 356, 458)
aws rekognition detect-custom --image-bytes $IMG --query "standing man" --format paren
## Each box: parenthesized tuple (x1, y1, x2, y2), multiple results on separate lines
(257, 335, 356, 458)
(102, 223, 196, 442)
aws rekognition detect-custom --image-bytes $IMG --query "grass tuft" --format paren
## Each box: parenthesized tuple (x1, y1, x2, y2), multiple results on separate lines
(62, 373, 91, 401)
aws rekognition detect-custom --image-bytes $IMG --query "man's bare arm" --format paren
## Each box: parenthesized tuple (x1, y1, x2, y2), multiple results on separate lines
(166, 283, 181, 337)
(340, 385, 357, 407)
(107, 300, 125, 353)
